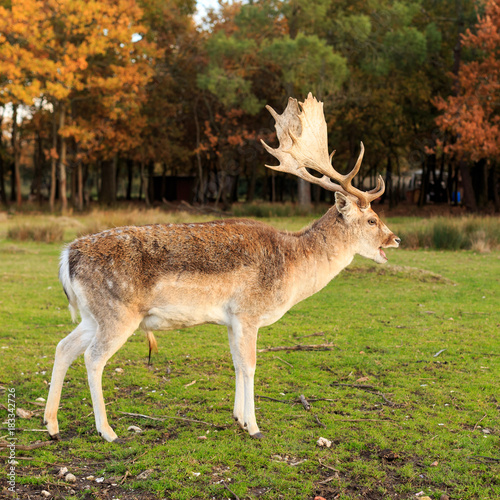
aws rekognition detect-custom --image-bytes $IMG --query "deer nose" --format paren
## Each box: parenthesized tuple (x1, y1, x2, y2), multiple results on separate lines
(395, 237, 401, 245)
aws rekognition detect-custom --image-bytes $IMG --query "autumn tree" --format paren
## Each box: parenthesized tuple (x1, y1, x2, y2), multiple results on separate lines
(0, 0, 46, 206)
(0, 0, 158, 210)
(434, 0, 500, 210)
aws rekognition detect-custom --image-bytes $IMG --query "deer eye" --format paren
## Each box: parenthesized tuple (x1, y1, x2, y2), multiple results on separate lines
(368, 219, 377, 226)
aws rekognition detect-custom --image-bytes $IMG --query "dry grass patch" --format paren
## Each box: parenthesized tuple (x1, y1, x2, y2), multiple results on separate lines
(7, 223, 64, 243)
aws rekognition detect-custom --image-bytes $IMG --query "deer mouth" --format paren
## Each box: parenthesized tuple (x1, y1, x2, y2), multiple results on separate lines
(379, 247, 388, 261)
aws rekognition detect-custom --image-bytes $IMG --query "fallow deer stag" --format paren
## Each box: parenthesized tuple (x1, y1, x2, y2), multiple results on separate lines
(44, 93, 400, 442)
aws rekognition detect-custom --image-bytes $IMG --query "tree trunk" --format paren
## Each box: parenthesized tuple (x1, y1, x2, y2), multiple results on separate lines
(83, 163, 90, 207)
(194, 102, 205, 204)
(59, 103, 68, 213)
(9, 106, 16, 203)
(30, 131, 44, 204)
(161, 162, 167, 200)
(76, 162, 83, 211)
(0, 113, 7, 206)
(459, 160, 477, 211)
(246, 162, 257, 202)
(297, 178, 311, 206)
(395, 154, 401, 205)
(418, 157, 429, 207)
(481, 161, 488, 207)
(49, 107, 57, 211)
(262, 168, 269, 201)
(126, 159, 133, 201)
(491, 165, 499, 212)
(447, 158, 454, 204)
(11, 105, 22, 207)
(139, 161, 145, 202)
(146, 161, 154, 205)
(100, 157, 117, 204)
(0, 146, 6, 205)
(115, 155, 121, 199)
(384, 155, 394, 208)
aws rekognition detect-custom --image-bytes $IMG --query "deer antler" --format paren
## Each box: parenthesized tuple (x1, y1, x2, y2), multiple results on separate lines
(261, 93, 385, 208)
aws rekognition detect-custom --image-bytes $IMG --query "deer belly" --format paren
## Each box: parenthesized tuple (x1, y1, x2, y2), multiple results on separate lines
(139, 305, 227, 331)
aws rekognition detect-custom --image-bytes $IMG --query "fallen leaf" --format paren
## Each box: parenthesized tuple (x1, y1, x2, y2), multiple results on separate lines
(137, 469, 153, 480)
(356, 376, 370, 382)
(16, 408, 33, 419)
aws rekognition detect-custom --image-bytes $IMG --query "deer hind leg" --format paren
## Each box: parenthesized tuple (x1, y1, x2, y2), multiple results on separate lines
(228, 320, 263, 438)
(227, 326, 245, 429)
(84, 315, 141, 443)
(44, 316, 97, 440)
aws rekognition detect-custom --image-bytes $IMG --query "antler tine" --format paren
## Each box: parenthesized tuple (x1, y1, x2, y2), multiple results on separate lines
(365, 175, 386, 201)
(262, 93, 385, 207)
(261, 139, 349, 195)
(334, 142, 371, 208)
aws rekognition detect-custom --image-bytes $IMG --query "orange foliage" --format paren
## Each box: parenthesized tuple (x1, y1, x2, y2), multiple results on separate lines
(0, 0, 160, 160)
(434, 0, 500, 162)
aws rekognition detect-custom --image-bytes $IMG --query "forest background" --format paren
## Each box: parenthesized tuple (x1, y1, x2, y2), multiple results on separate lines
(0, 0, 499, 214)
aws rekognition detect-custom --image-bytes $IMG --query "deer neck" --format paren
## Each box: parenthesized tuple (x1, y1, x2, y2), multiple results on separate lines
(290, 207, 356, 303)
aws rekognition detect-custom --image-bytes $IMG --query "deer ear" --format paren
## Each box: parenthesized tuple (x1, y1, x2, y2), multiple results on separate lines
(335, 192, 357, 221)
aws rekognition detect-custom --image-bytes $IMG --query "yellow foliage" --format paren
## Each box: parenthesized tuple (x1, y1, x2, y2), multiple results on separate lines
(0, 0, 160, 159)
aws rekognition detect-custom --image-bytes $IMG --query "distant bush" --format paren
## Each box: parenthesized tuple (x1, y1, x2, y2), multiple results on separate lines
(7, 223, 64, 243)
(431, 221, 465, 250)
(397, 217, 500, 252)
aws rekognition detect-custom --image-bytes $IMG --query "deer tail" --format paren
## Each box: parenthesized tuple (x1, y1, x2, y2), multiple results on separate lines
(59, 246, 78, 323)
(146, 331, 158, 365)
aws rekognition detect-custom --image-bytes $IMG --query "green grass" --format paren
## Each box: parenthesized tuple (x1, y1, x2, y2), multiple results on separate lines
(0, 212, 499, 499)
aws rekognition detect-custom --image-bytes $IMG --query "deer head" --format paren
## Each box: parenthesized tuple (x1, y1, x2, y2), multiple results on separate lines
(261, 93, 400, 264)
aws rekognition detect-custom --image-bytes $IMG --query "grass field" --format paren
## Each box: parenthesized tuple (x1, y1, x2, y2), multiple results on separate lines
(0, 210, 499, 500)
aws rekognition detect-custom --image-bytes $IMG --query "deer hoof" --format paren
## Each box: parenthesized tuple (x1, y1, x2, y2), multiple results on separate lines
(49, 432, 62, 441)
(250, 432, 265, 439)
(112, 438, 126, 444)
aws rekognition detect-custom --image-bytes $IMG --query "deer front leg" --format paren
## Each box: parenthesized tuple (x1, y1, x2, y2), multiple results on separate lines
(228, 319, 263, 438)
(44, 319, 96, 440)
